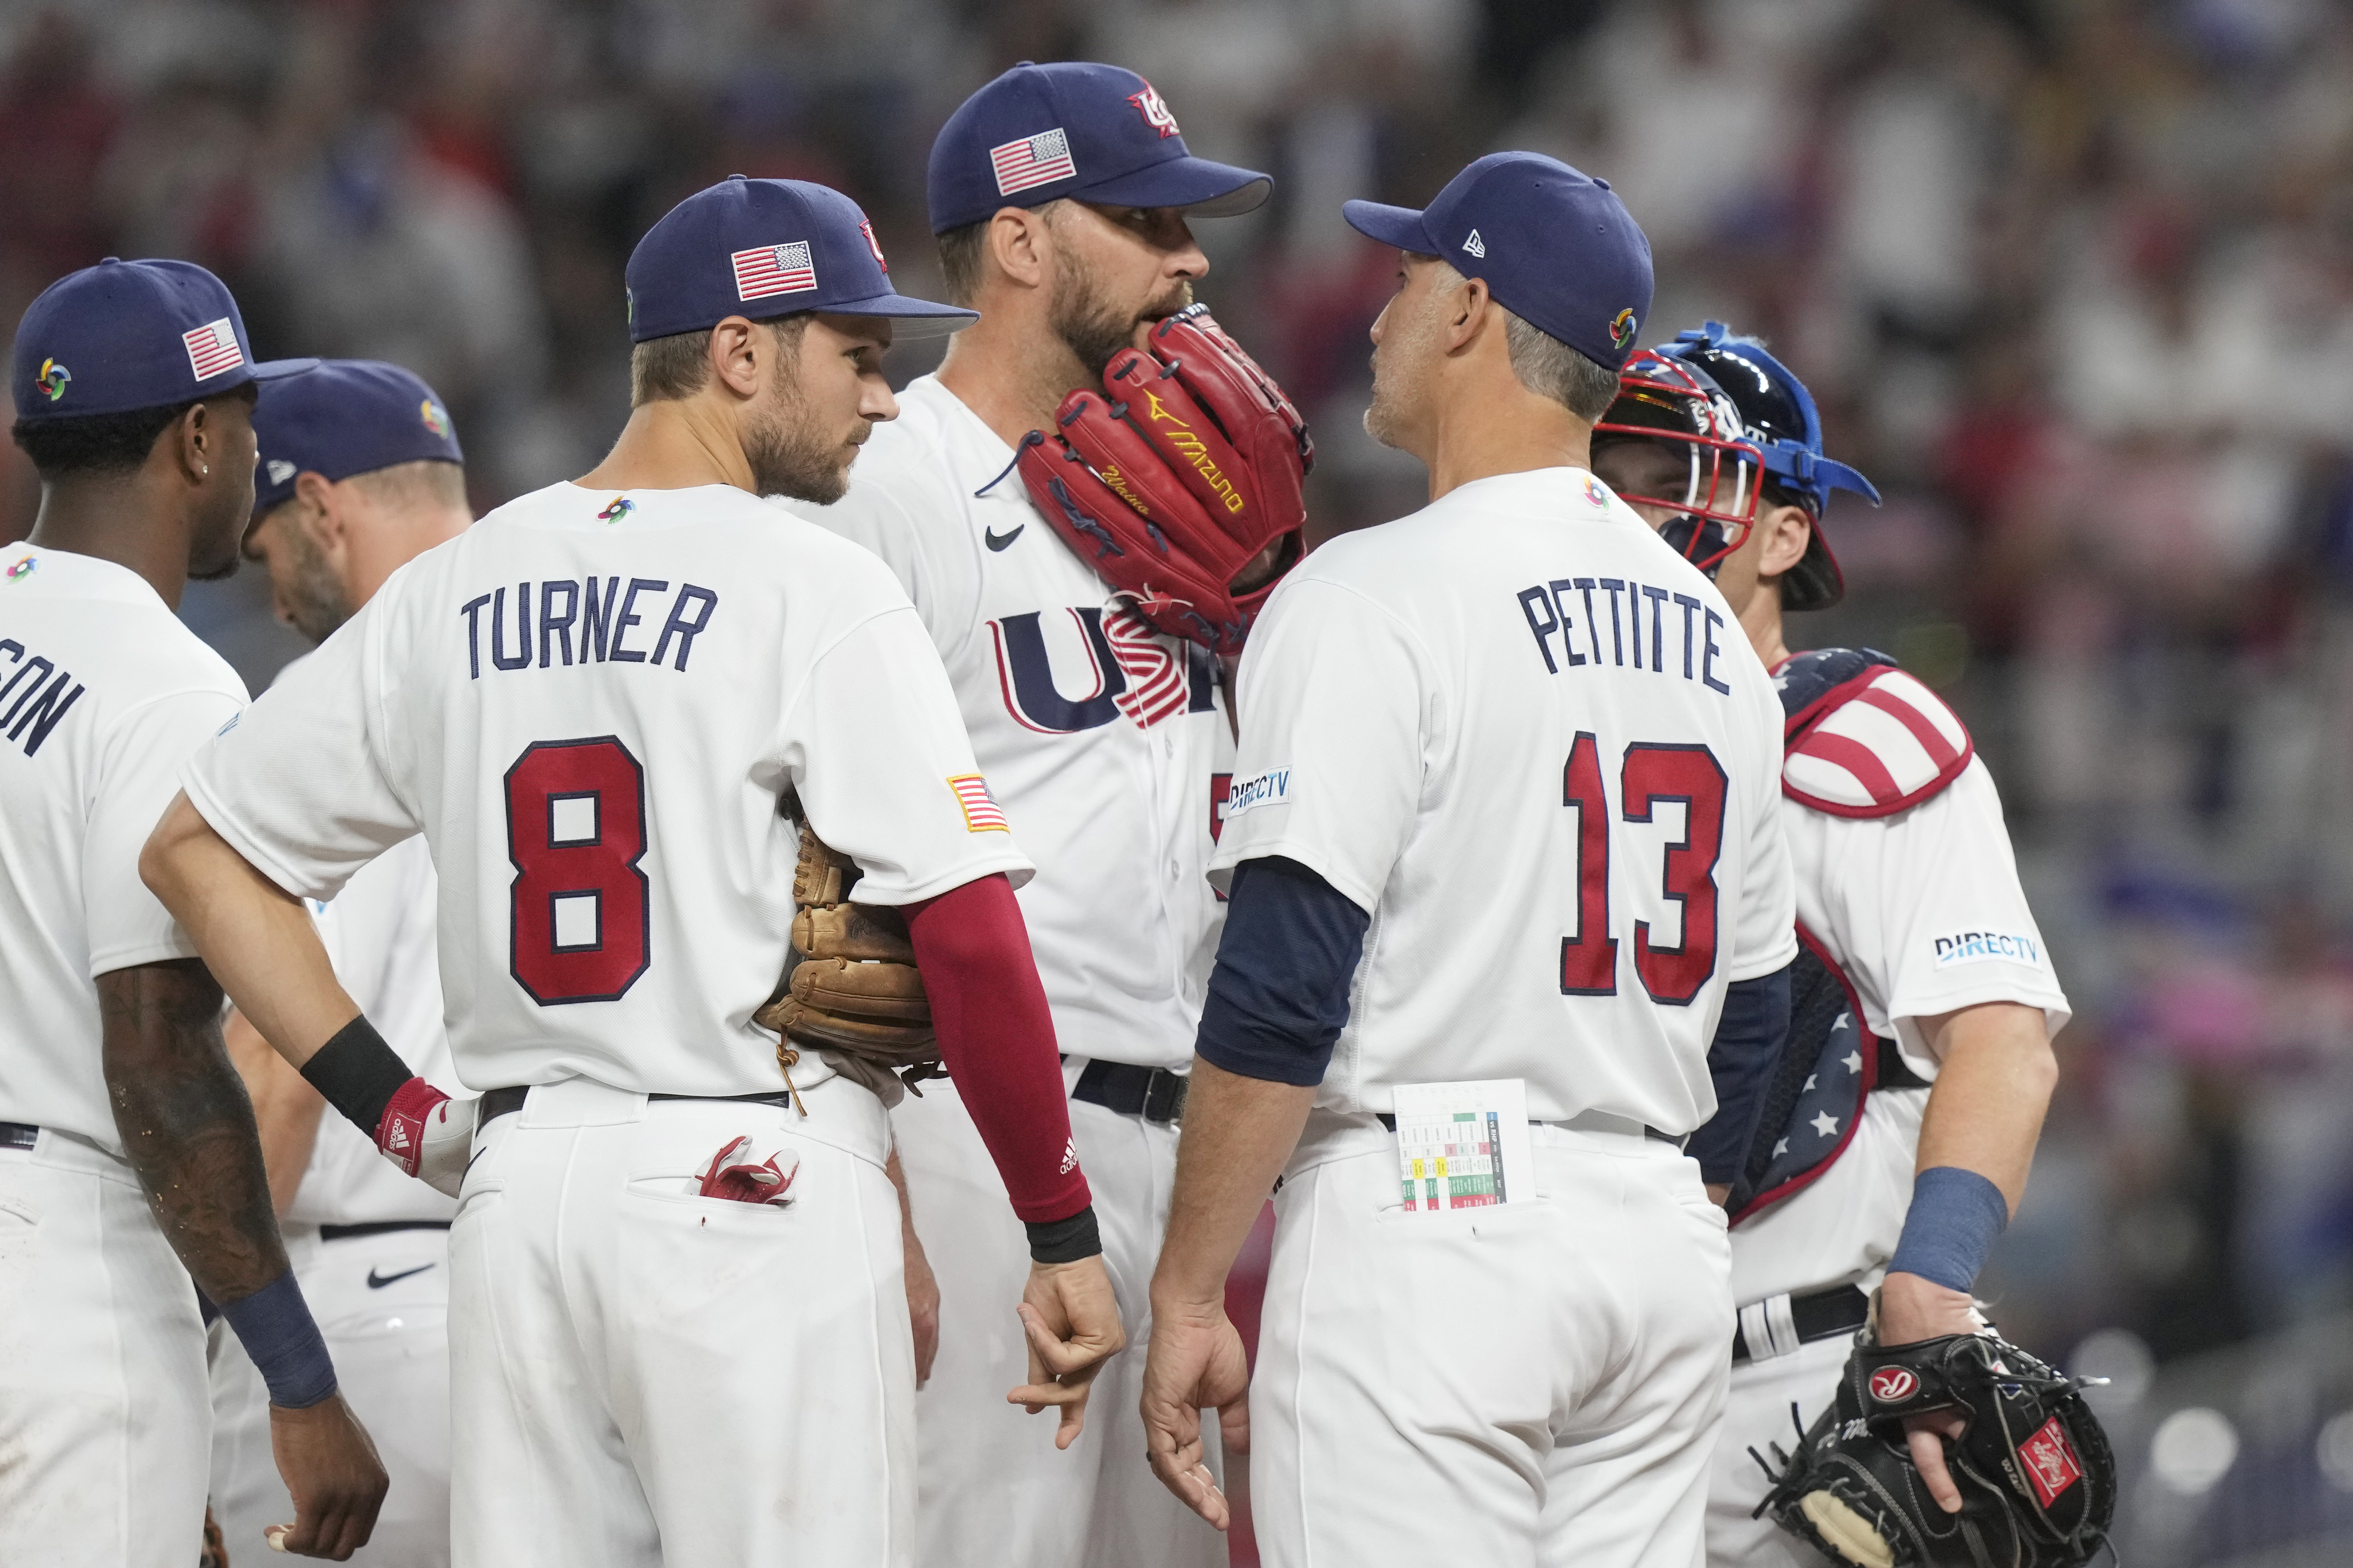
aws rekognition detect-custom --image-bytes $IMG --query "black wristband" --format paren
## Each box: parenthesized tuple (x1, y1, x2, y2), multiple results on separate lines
(1025, 1205, 1103, 1264)
(298, 1015, 412, 1138)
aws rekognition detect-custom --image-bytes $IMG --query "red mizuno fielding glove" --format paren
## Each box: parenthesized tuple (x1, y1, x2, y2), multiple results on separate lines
(1018, 304, 1311, 655)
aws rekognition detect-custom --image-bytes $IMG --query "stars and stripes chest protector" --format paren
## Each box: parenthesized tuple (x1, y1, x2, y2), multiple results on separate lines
(1726, 649, 1960, 1225)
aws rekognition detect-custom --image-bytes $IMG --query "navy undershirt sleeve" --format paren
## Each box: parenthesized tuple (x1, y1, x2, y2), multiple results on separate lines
(1685, 963, 1794, 1187)
(1194, 857, 1371, 1086)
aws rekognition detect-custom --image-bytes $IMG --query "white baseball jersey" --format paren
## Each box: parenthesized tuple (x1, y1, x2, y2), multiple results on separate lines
(779, 374, 1231, 1070)
(0, 541, 246, 1153)
(288, 834, 460, 1227)
(1728, 754, 2071, 1305)
(183, 482, 1031, 1099)
(1210, 467, 1797, 1128)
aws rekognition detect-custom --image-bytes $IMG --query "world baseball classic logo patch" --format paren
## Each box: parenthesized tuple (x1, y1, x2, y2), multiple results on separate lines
(2017, 1416, 2084, 1506)
(947, 774, 1010, 833)
(1868, 1366, 1919, 1404)
(731, 242, 817, 301)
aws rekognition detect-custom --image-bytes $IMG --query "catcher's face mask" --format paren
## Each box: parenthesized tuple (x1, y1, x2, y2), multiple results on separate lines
(1591, 350, 1763, 575)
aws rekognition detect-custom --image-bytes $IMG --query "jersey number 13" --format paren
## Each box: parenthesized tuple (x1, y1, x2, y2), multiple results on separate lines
(504, 736, 652, 1005)
(1559, 734, 1726, 1005)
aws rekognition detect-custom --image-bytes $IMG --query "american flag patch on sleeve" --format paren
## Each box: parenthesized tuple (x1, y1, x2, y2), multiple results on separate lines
(947, 774, 1010, 833)
(731, 242, 817, 301)
(990, 129, 1076, 196)
(182, 318, 245, 380)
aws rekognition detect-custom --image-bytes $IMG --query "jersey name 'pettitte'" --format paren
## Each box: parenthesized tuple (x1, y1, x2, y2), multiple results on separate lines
(1514, 572, 1739, 692)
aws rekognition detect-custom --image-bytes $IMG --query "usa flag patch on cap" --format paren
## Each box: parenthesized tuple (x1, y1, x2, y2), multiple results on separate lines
(947, 774, 1010, 833)
(731, 241, 817, 301)
(991, 128, 1076, 196)
(183, 318, 245, 380)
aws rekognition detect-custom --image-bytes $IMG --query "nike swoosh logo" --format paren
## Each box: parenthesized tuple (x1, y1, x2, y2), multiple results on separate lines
(366, 1263, 436, 1290)
(985, 523, 1025, 552)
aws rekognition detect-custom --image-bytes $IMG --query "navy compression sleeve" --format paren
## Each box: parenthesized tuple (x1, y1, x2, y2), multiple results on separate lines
(1194, 857, 1371, 1086)
(1685, 963, 1794, 1187)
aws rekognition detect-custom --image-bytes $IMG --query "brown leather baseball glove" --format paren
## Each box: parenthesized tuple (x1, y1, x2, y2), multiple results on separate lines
(755, 820, 940, 1107)
(1017, 303, 1311, 656)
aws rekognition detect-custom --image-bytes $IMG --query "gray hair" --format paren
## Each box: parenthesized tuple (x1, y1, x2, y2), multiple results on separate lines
(1432, 260, 1620, 420)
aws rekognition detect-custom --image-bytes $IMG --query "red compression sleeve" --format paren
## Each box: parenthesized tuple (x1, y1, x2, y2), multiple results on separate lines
(903, 874, 1091, 1224)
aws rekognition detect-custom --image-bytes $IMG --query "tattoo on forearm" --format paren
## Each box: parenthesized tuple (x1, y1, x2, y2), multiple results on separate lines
(99, 959, 290, 1304)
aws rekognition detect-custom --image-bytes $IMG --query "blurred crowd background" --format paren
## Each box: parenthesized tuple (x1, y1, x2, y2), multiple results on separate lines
(7, 0, 2353, 1558)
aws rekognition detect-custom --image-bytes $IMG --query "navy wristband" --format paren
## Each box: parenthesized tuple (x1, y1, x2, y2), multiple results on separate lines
(220, 1271, 337, 1409)
(1887, 1166, 2009, 1293)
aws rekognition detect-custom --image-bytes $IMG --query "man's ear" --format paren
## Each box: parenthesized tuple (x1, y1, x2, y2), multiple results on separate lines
(288, 471, 346, 555)
(987, 206, 1052, 291)
(1757, 502, 1814, 579)
(707, 316, 767, 399)
(1444, 273, 1493, 355)
(166, 401, 211, 483)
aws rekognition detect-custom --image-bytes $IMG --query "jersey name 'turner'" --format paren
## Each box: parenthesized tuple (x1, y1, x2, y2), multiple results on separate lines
(458, 577, 719, 677)
(1514, 572, 1739, 693)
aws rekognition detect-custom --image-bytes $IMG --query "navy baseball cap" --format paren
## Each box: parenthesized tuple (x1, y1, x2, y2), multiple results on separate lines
(1343, 152, 1654, 371)
(927, 61, 1271, 235)
(250, 359, 465, 519)
(625, 175, 975, 343)
(12, 257, 315, 423)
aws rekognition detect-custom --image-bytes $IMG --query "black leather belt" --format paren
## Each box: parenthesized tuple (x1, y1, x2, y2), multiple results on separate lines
(319, 1219, 454, 1243)
(475, 1086, 796, 1128)
(1731, 1283, 1871, 1364)
(1374, 1113, 1681, 1145)
(1068, 1058, 1188, 1125)
(0, 1122, 37, 1151)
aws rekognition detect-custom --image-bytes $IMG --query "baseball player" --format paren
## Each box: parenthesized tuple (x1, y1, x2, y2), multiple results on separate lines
(1138, 153, 1800, 1567)
(0, 258, 386, 1563)
(779, 61, 1281, 1568)
(140, 177, 1123, 1566)
(205, 358, 472, 1566)
(1587, 326, 2069, 1567)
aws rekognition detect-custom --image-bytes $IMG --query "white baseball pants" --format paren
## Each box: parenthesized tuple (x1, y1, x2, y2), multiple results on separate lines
(1250, 1116, 1733, 1568)
(891, 1076, 1226, 1568)
(446, 1075, 913, 1567)
(0, 1127, 210, 1567)
(209, 1223, 453, 1565)
(1705, 1331, 1847, 1567)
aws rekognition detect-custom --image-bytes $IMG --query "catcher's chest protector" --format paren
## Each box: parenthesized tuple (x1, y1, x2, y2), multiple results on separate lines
(1728, 649, 1971, 1225)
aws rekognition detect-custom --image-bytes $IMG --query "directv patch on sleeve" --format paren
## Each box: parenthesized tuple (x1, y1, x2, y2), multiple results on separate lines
(1932, 931, 2044, 969)
(1222, 766, 1291, 818)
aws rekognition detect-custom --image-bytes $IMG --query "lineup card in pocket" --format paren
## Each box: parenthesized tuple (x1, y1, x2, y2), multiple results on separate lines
(1392, 1078, 1535, 1212)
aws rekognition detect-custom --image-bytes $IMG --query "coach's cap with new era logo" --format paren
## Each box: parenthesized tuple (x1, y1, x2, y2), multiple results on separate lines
(625, 175, 976, 343)
(250, 359, 465, 520)
(11, 257, 315, 423)
(927, 61, 1271, 235)
(1343, 152, 1654, 372)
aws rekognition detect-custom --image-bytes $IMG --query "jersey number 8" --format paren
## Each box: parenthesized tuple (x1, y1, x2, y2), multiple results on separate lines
(505, 736, 651, 1005)
(1560, 734, 1726, 1005)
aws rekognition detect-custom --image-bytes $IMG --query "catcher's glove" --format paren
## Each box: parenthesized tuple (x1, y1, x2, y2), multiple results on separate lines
(754, 820, 941, 1108)
(1017, 303, 1311, 655)
(1756, 1326, 2115, 1568)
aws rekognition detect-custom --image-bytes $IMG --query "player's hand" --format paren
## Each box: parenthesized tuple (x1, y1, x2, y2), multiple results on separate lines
(906, 1219, 940, 1388)
(1139, 1294, 1251, 1530)
(1877, 1270, 1985, 1516)
(263, 1392, 387, 1558)
(1008, 1255, 1126, 1449)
